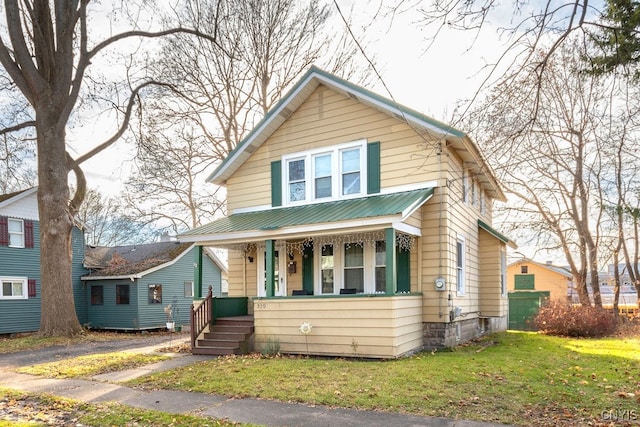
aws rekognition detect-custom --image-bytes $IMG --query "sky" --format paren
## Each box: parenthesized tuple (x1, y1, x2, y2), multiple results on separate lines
(75, 1, 509, 197)
(64, 1, 573, 263)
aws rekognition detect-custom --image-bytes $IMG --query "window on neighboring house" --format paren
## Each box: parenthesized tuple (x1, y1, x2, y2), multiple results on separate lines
(148, 284, 162, 304)
(8, 218, 24, 248)
(521, 265, 528, 274)
(184, 281, 193, 297)
(320, 245, 334, 294)
(283, 140, 366, 205)
(456, 238, 465, 295)
(0, 277, 27, 299)
(344, 243, 364, 293)
(91, 285, 103, 305)
(116, 284, 130, 304)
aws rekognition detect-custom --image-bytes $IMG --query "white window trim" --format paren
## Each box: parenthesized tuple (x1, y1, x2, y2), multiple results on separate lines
(0, 276, 28, 299)
(456, 236, 466, 295)
(314, 240, 384, 295)
(8, 218, 25, 248)
(282, 139, 367, 206)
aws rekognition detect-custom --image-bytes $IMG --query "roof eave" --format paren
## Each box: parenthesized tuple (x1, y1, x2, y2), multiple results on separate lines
(180, 215, 421, 247)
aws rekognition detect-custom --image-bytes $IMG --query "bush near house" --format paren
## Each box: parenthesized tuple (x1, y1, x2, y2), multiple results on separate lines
(534, 300, 619, 337)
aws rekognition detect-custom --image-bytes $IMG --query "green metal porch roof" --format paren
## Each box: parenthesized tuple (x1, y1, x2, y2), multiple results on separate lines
(181, 188, 433, 237)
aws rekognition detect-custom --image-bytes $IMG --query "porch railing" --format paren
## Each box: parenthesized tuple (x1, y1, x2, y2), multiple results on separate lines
(190, 286, 213, 348)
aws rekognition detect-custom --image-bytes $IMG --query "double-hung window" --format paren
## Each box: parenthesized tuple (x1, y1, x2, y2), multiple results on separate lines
(314, 154, 332, 199)
(315, 240, 389, 295)
(456, 237, 465, 295)
(375, 241, 386, 293)
(288, 158, 306, 202)
(8, 218, 24, 248)
(1, 277, 27, 299)
(344, 243, 364, 293)
(284, 140, 366, 205)
(341, 148, 361, 195)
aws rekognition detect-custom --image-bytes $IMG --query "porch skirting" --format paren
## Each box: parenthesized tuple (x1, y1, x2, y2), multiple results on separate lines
(252, 294, 424, 359)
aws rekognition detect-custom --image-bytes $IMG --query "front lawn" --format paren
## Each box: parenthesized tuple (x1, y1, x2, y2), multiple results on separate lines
(128, 332, 640, 426)
(0, 388, 243, 427)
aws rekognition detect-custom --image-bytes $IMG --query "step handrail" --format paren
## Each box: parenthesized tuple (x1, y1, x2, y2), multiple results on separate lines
(191, 286, 213, 348)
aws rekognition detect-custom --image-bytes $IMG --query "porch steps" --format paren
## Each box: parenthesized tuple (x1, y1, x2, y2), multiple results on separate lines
(192, 316, 254, 356)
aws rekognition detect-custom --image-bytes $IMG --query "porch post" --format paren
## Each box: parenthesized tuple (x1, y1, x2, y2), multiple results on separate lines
(265, 239, 275, 297)
(194, 245, 203, 299)
(385, 228, 397, 294)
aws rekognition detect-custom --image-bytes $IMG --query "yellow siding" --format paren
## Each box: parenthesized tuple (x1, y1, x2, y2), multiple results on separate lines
(507, 261, 570, 302)
(253, 295, 423, 358)
(227, 85, 442, 212)
(478, 230, 508, 316)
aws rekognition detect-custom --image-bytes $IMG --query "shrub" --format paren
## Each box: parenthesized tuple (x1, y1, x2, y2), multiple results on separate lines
(533, 300, 619, 337)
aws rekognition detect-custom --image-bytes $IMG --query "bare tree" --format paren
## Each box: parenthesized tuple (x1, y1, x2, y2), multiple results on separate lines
(77, 188, 157, 246)
(468, 41, 626, 308)
(0, 1, 224, 336)
(125, 121, 225, 233)
(125, 0, 369, 231)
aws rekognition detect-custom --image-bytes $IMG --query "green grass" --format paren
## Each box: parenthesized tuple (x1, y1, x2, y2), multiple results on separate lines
(128, 332, 640, 425)
(16, 352, 170, 378)
(0, 388, 245, 426)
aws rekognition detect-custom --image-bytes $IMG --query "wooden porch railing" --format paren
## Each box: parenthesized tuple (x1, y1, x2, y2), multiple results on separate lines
(191, 286, 213, 348)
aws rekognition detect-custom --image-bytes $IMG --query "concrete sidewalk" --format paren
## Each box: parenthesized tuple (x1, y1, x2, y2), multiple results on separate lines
(0, 335, 511, 427)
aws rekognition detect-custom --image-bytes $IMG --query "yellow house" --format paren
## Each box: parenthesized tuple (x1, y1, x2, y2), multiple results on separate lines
(180, 67, 513, 358)
(507, 258, 572, 302)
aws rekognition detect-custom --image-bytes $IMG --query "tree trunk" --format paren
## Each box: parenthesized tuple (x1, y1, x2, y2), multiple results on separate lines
(36, 106, 82, 336)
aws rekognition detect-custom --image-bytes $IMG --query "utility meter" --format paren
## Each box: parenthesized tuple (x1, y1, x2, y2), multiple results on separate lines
(434, 277, 446, 291)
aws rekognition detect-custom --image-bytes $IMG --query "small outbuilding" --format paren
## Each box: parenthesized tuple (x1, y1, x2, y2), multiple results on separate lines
(82, 241, 225, 331)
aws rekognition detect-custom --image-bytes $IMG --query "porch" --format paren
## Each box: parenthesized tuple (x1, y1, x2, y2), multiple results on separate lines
(253, 293, 424, 358)
(190, 287, 424, 358)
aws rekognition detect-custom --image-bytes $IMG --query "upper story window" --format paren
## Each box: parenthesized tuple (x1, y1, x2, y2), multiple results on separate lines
(8, 218, 24, 248)
(283, 140, 366, 205)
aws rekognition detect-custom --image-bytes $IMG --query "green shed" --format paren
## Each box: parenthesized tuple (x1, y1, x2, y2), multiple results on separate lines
(508, 291, 550, 331)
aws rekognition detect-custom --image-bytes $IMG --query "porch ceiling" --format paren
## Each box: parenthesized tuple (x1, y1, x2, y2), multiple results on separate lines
(179, 188, 433, 244)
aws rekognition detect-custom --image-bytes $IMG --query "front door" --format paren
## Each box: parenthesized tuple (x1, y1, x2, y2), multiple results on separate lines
(257, 249, 287, 297)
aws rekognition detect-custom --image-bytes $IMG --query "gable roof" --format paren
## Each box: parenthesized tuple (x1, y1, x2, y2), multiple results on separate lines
(0, 187, 37, 208)
(508, 258, 572, 278)
(208, 66, 505, 201)
(82, 241, 194, 280)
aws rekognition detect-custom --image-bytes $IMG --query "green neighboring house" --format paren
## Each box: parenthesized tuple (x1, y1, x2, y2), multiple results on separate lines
(82, 241, 225, 331)
(0, 187, 88, 334)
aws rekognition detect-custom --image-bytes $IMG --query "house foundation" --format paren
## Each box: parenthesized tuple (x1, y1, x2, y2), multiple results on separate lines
(422, 315, 507, 350)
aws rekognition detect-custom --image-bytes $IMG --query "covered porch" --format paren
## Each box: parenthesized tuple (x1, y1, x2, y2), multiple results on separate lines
(181, 188, 433, 358)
